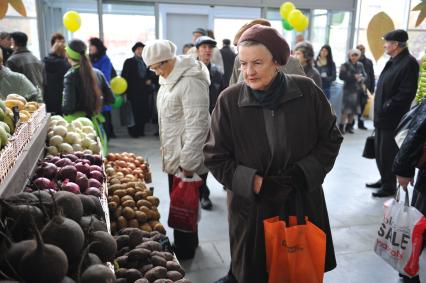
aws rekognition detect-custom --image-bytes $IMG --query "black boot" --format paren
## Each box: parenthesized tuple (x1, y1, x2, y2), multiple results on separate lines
(345, 124, 354, 134)
(358, 118, 367, 130)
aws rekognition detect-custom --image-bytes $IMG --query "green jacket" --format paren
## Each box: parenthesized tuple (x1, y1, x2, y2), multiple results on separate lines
(0, 66, 42, 102)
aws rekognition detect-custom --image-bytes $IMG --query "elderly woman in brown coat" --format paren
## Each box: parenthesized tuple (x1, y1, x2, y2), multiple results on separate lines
(204, 25, 343, 283)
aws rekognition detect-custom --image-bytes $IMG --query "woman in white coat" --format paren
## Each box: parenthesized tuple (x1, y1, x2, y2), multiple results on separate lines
(142, 39, 211, 260)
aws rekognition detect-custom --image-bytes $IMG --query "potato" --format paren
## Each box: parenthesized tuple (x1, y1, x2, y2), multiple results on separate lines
(121, 177, 133, 183)
(115, 234, 130, 250)
(125, 269, 142, 282)
(110, 178, 121, 185)
(151, 252, 174, 262)
(116, 278, 128, 283)
(145, 189, 153, 197)
(154, 223, 166, 234)
(121, 195, 134, 203)
(116, 256, 128, 268)
(127, 248, 151, 262)
(115, 268, 128, 278)
(122, 199, 136, 208)
(151, 210, 161, 221)
(109, 183, 125, 192)
(136, 199, 152, 209)
(167, 271, 183, 281)
(137, 240, 162, 252)
(108, 202, 118, 210)
(128, 219, 139, 228)
(110, 221, 117, 235)
(140, 223, 152, 232)
(151, 255, 167, 267)
(126, 187, 136, 196)
(122, 207, 136, 220)
(135, 279, 149, 283)
(129, 229, 146, 248)
(166, 261, 183, 272)
(144, 266, 167, 282)
(135, 211, 148, 223)
(118, 216, 128, 230)
(154, 279, 173, 283)
(115, 206, 123, 218)
(116, 246, 131, 257)
(114, 189, 127, 198)
(138, 264, 153, 275)
(134, 191, 145, 201)
(139, 206, 151, 216)
(146, 196, 159, 207)
(175, 279, 191, 283)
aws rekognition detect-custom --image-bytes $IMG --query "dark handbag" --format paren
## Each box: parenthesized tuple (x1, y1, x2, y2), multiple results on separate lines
(417, 143, 426, 169)
(362, 133, 375, 159)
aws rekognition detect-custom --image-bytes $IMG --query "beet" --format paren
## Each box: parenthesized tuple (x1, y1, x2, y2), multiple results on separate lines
(54, 191, 84, 222)
(5, 192, 38, 202)
(33, 177, 55, 191)
(61, 181, 81, 194)
(42, 215, 85, 261)
(55, 158, 73, 167)
(75, 162, 91, 177)
(87, 195, 105, 220)
(77, 195, 96, 215)
(32, 190, 53, 203)
(58, 165, 78, 182)
(88, 178, 102, 189)
(1, 203, 44, 241)
(60, 276, 76, 283)
(19, 228, 68, 283)
(80, 264, 116, 283)
(90, 171, 104, 183)
(84, 187, 101, 197)
(79, 215, 107, 233)
(75, 174, 89, 192)
(0, 239, 34, 278)
(89, 231, 117, 262)
(35, 162, 58, 179)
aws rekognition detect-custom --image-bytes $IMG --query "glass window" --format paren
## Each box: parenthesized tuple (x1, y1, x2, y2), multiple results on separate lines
(72, 13, 100, 42)
(328, 11, 352, 66)
(408, 0, 426, 60)
(310, 10, 328, 57)
(102, 3, 156, 72)
(2, 0, 39, 58)
(213, 18, 252, 50)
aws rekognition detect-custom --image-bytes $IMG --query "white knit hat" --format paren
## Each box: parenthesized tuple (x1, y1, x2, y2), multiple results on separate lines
(142, 39, 177, 67)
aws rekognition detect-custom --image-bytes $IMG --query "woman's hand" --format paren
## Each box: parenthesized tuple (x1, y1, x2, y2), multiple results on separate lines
(253, 175, 263, 194)
(182, 168, 194, 178)
(397, 175, 414, 190)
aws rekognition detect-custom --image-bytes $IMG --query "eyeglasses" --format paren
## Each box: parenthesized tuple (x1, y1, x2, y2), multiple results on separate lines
(149, 60, 168, 72)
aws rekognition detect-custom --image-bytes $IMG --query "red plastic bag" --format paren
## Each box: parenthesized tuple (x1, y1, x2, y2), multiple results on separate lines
(168, 172, 203, 233)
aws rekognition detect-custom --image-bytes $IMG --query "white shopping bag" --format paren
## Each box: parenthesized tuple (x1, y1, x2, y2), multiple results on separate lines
(374, 187, 426, 277)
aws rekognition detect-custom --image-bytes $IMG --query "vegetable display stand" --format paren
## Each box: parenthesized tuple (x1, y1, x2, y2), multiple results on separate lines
(0, 115, 50, 197)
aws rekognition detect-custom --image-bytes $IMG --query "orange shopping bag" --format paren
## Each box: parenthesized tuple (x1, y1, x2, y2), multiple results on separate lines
(264, 214, 326, 283)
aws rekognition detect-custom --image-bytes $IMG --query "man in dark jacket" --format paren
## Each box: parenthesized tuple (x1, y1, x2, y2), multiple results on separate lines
(195, 35, 226, 210)
(121, 42, 156, 137)
(369, 29, 419, 197)
(0, 32, 13, 63)
(356, 44, 375, 130)
(220, 39, 236, 88)
(43, 33, 70, 114)
(6, 32, 44, 96)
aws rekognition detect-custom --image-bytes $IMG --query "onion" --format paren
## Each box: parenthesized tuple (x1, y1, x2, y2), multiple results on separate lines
(89, 165, 102, 173)
(89, 171, 104, 183)
(24, 187, 33, 193)
(75, 162, 91, 176)
(58, 165, 77, 182)
(74, 152, 85, 159)
(92, 155, 102, 166)
(75, 174, 89, 192)
(55, 158, 73, 167)
(63, 154, 78, 162)
(84, 187, 101, 197)
(49, 156, 61, 164)
(33, 177, 55, 190)
(61, 181, 80, 194)
(35, 162, 58, 179)
(88, 178, 102, 189)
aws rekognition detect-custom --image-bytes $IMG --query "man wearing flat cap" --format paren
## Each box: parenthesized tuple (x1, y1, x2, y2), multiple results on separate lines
(187, 27, 224, 74)
(367, 29, 419, 197)
(121, 42, 157, 137)
(204, 24, 342, 283)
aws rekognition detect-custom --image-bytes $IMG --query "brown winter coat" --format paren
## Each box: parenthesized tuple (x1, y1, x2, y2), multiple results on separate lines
(204, 74, 343, 283)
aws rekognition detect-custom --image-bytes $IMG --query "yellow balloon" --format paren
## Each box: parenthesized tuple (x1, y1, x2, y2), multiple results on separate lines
(287, 9, 304, 27)
(63, 11, 81, 33)
(279, 2, 295, 20)
(110, 76, 128, 95)
(293, 16, 309, 32)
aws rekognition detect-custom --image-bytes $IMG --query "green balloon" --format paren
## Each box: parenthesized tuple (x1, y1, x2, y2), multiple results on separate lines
(112, 95, 124, 109)
(282, 19, 294, 31)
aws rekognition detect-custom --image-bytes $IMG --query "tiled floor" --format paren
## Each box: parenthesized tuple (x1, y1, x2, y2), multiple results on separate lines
(109, 116, 426, 283)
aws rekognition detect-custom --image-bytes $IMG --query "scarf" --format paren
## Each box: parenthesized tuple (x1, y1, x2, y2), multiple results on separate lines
(249, 72, 286, 110)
